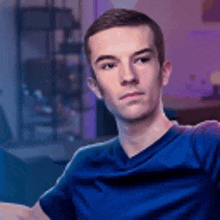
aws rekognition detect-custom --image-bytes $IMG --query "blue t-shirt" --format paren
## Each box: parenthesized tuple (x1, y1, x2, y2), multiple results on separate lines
(39, 120, 220, 219)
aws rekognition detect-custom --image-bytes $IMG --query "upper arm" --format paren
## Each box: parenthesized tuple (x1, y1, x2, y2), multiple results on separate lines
(36, 150, 85, 219)
(32, 202, 50, 220)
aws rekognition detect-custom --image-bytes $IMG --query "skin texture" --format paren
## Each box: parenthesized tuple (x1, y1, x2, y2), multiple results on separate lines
(0, 202, 49, 219)
(0, 203, 33, 219)
(87, 25, 173, 157)
(32, 202, 50, 220)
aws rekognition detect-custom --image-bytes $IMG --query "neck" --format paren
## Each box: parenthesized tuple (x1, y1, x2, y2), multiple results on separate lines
(116, 106, 173, 158)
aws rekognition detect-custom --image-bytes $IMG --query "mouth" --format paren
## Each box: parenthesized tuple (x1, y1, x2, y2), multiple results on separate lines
(120, 92, 144, 100)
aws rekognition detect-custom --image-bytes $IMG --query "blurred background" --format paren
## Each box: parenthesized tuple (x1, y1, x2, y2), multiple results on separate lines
(0, 0, 220, 206)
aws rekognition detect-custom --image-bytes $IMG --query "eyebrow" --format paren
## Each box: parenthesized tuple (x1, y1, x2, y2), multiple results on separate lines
(95, 55, 118, 65)
(94, 47, 155, 65)
(133, 48, 154, 56)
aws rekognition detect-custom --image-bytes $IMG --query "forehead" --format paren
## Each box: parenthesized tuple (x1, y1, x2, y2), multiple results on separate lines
(88, 25, 156, 61)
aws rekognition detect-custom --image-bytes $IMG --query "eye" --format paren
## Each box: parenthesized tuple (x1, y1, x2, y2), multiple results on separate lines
(136, 57, 150, 63)
(101, 63, 116, 70)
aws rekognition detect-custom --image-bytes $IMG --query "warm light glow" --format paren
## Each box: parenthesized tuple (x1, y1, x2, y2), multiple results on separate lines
(210, 71, 220, 85)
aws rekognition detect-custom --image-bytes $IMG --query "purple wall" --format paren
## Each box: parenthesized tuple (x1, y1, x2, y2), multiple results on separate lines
(134, 0, 220, 97)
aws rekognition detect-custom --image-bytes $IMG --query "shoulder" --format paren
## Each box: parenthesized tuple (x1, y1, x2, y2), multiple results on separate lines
(171, 120, 220, 157)
(169, 121, 220, 174)
(191, 121, 220, 180)
(184, 120, 220, 165)
(191, 120, 220, 140)
(177, 120, 220, 150)
(194, 120, 220, 131)
(175, 120, 220, 137)
(65, 136, 119, 171)
(75, 136, 119, 158)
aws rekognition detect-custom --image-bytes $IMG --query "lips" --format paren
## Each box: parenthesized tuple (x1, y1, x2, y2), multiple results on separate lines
(120, 91, 144, 100)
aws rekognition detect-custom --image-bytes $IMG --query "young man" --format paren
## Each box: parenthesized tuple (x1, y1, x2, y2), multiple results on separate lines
(1, 8, 220, 219)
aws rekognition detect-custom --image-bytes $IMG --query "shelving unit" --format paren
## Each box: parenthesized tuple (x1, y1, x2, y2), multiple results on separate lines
(16, 0, 86, 143)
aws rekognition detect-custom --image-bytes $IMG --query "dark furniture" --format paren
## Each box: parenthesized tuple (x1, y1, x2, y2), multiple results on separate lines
(0, 148, 66, 206)
(163, 96, 220, 125)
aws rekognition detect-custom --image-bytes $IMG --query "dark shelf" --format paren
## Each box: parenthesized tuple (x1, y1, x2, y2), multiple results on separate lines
(59, 42, 82, 54)
(16, 0, 84, 143)
(18, 6, 80, 31)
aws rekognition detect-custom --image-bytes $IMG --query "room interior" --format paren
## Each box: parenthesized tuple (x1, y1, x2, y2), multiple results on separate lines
(0, 0, 220, 206)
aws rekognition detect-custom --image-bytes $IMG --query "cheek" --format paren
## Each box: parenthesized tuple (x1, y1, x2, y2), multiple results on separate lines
(100, 88, 119, 115)
(102, 87, 116, 103)
(151, 68, 163, 86)
(96, 79, 116, 101)
(97, 81, 118, 108)
(158, 73, 163, 86)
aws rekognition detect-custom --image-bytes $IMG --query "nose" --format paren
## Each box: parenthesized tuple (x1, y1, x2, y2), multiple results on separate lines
(120, 62, 139, 86)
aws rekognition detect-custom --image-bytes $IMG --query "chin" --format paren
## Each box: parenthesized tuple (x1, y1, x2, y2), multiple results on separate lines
(106, 101, 158, 123)
(117, 110, 154, 123)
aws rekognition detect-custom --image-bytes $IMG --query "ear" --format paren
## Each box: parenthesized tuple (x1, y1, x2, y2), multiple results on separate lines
(87, 77, 103, 99)
(161, 60, 172, 86)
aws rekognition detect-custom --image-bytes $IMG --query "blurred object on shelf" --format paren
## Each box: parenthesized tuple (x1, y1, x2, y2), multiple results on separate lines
(16, 0, 85, 143)
(23, 59, 52, 92)
(60, 42, 82, 54)
(20, 7, 75, 31)
(23, 59, 81, 95)
(202, 71, 220, 100)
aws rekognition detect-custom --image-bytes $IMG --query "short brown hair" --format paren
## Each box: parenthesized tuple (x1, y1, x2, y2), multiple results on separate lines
(84, 8, 165, 78)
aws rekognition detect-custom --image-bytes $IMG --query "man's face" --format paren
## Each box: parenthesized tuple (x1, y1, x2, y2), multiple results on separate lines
(87, 25, 171, 123)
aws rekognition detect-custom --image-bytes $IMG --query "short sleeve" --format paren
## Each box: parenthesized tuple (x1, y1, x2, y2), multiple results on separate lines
(193, 121, 220, 190)
(39, 158, 76, 219)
